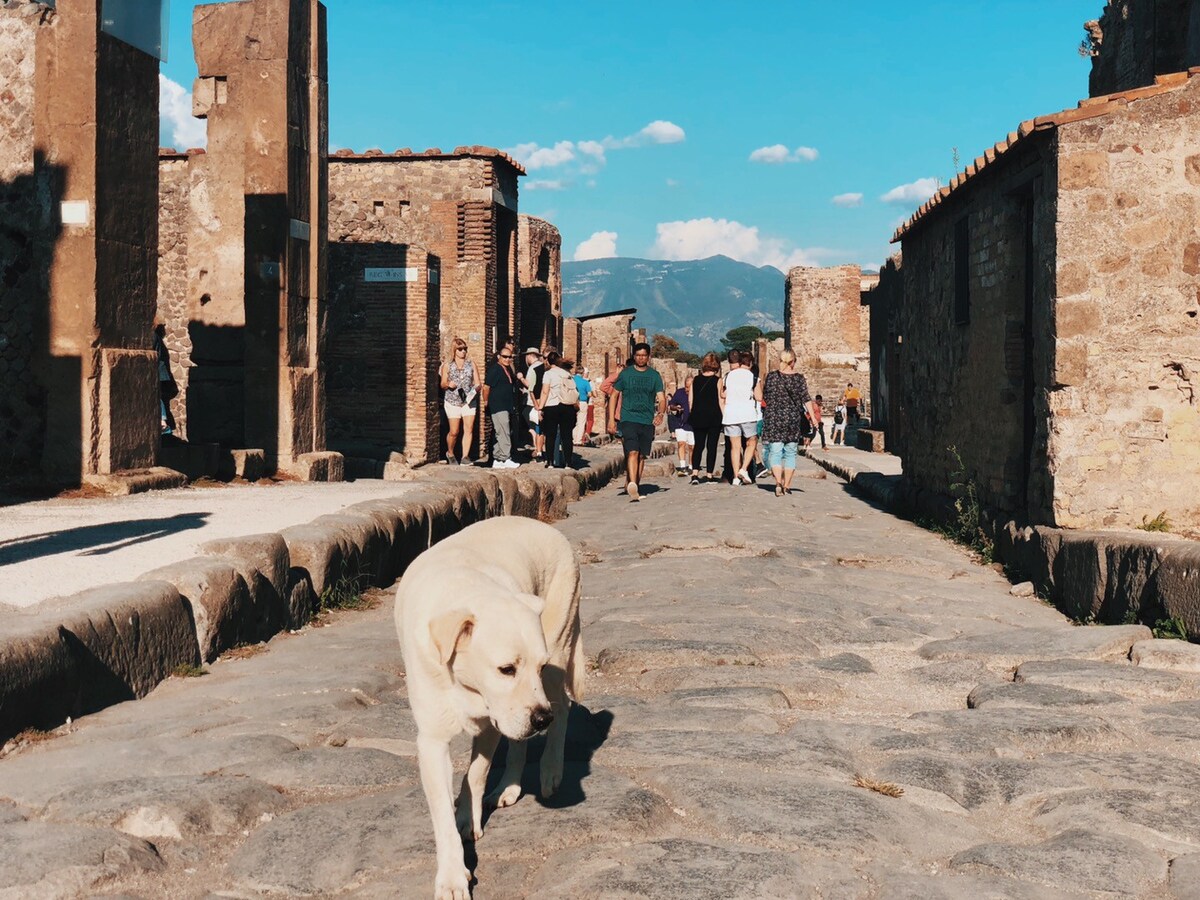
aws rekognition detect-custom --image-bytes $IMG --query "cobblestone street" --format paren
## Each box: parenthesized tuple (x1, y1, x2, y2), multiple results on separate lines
(2, 457, 1198, 899)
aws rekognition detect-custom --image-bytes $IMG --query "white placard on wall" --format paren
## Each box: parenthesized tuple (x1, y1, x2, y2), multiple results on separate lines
(60, 201, 90, 226)
(364, 267, 417, 282)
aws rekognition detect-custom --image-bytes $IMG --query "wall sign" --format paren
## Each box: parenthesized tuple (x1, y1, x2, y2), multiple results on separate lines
(364, 267, 418, 282)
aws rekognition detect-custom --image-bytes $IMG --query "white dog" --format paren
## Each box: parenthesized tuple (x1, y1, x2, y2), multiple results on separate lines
(397, 516, 584, 900)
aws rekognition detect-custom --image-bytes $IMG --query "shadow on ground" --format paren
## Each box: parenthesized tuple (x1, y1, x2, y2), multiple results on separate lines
(0, 512, 211, 565)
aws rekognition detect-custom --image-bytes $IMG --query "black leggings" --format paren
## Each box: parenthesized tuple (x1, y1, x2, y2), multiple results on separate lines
(542, 404, 577, 468)
(690, 425, 721, 474)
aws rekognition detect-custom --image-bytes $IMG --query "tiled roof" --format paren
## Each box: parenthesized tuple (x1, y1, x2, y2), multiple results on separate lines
(329, 145, 526, 175)
(891, 68, 1200, 243)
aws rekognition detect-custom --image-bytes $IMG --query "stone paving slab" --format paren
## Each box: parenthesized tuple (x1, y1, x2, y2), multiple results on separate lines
(1, 457, 1199, 898)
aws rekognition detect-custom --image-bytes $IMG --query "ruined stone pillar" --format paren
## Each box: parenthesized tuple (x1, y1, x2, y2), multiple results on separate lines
(190, 0, 328, 474)
(29, 0, 161, 483)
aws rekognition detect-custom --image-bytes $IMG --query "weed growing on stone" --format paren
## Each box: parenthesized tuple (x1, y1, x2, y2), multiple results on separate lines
(172, 663, 207, 678)
(0, 728, 56, 759)
(1138, 512, 1172, 533)
(947, 445, 996, 563)
(318, 567, 372, 613)
(1153, 616, 1189, 640)
(853, 774, 904, 798)
(223, 642, 267, 660)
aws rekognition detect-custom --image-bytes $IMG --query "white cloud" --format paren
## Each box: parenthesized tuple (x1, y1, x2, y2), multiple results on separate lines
(650, 217, 831, 271)
(880, 177, 940, 205)
(525, 179, 566, 192)
(573, 231, 618, 260)
(158, 74, 207, 149)
(666, 178, 680, 187)
(506, 120, 684, 177)
(748, 144, 818, 164)
(831, 192, 864, 208)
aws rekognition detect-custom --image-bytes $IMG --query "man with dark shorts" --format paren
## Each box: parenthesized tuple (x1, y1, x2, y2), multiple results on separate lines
(607, 342, 666, 502)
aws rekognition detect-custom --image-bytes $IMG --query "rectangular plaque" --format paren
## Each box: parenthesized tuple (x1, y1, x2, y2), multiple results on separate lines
(60, 200, 90, 226)
(289, 219, 311, 241)
(364, 267, 417, 283)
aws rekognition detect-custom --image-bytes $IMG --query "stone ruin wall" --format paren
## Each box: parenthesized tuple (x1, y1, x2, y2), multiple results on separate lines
(562, 317, 582, 368)
(157, 153, 192, 437)
(784, 265, 871, 415)
(325, 244, 440, 462)
(517, 214, 562, 352)
(896, 137, 1058, 522)
(867, 255, 904, 442)
(1050, 75, 1200, 530)
(580, 314, 633, 380)
(329, 152, 521, 364)
(0, 2, 48, 477)
(1088, 0, 1200, 97)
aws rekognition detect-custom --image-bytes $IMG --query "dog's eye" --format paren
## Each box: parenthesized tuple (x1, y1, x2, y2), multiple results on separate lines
(498, 664, 517, 677)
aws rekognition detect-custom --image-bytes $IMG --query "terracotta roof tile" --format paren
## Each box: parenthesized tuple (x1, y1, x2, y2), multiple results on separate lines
(892, 69, 1198, 243)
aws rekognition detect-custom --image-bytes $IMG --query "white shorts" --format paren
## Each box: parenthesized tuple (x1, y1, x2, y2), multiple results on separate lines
(675, 428, 695, 445)
(444, 402, 477, 420)
(723, 422, 756, 438)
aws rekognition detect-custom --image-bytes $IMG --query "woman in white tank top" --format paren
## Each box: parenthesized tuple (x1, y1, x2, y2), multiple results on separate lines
(721, 351, 762, 485)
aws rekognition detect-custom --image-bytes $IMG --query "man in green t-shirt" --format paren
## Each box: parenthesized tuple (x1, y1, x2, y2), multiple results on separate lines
(606, 342, 666, 502)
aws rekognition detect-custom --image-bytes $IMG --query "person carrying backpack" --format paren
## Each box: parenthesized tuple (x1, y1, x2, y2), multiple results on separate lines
(831, 400, 847, 446)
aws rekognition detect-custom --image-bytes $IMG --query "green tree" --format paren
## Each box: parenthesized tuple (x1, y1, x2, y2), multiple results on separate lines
(720, 325, 763, 352)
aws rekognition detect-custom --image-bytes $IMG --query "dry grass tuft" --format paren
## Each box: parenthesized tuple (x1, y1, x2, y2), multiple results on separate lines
(853, 774, 904, 798)
(222, 642, 268, 661)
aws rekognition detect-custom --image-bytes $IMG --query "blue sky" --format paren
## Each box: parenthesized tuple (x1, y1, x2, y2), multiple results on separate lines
(160, 0, 1100, 271)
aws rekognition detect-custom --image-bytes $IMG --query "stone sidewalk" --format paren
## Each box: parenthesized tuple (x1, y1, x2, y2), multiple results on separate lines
(2, 457, 1199, 898)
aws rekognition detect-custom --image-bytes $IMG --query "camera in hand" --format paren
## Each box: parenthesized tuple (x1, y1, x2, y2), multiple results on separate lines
(457, 387, 467, 402)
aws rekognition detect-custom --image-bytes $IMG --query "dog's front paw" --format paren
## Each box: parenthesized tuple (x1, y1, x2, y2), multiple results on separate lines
(540, 758, 563, 798)
(434, 865, 471, 900)
(487, 782, 522, 808)
(456, 808, 483, 842)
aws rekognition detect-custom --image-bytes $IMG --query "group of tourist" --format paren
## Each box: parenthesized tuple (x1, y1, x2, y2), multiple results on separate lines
(442, 336, 863, 500)
(443, 337, 597, 470)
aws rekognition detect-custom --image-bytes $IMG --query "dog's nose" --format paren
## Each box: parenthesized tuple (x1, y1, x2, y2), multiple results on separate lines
(530, 707, 554, 732)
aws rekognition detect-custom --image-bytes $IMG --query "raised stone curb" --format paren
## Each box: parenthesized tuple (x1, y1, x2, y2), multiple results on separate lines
(0, 443, 664, 743)
(802, 448, 1200, 641)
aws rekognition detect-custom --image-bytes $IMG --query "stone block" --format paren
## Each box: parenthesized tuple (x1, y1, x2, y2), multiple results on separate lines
(855, 428, 886, 452)
(138, 558, 253, 662)
(1057, 151, 1109, 190)
(97, 349, 159, 474)
(218, 448, 266, 481)
(1155, 543, 1200, 638)
(1052, 532, 1108, 621)
(278, 522, 352, 623)
(158, 441, 220, 481)
(308, 511, 390, 587)
(1131, 639, 1200, 672)
(0, 620, 77, 743)
(344, 499, 429, 583)
(282, 451, 344, 482)
(42, 582, 200, 714)
(82, 467, 188, 496)
(199, 533, 290, 641)
(1053, 341, 1089, 386)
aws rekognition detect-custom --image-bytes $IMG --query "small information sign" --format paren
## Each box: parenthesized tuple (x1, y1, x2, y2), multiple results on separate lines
(364, 267, 417, 283)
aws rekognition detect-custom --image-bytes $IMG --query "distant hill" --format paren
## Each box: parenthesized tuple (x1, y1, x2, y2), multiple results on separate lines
(562, 255, 784, 353)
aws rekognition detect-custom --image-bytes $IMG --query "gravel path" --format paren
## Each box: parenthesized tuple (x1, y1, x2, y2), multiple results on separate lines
(1, 456, 1198, 898)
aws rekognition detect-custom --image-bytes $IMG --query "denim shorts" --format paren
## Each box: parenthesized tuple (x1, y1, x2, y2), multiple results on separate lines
(723, 421, 756, 438)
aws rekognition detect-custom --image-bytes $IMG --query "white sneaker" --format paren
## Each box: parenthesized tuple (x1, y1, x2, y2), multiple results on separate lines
(492, 460, 506, 468)
(503, 459, 520, 468)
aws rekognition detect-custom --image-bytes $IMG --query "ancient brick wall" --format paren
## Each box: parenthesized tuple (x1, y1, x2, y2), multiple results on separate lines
(326, 245, 440, 462)
(580, 313, 634, 379)
(1050, 74, 1200, 529)
(328, 149, 522, 461)
(1088, 0, 1200, 97)
(562, 318, 582, 368)
(517, 215, 562, 352)
(783, 265, 870, 416)
(0, 2, 50, 477)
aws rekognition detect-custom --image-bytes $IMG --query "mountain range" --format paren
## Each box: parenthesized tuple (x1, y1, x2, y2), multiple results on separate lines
(561, 255, 785, 354)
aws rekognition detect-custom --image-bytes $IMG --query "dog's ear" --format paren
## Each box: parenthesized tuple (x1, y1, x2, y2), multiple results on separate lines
(512, 593, 545, 616)
(429, 609, 475, 665)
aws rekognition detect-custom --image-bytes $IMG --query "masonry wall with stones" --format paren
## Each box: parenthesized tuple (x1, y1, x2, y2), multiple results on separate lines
(325, 245, 440, 462)
(517, 214, 562, 352)
(866, 254, 904, 443)
(783, 265, 871, 416)
(172, 0, 329, 474)
(1, 0, 161, 484)
(1087, 0, 1200, 97)
(156, 153, 192, 436)
(579, 313, 635, 380)
(895, 139, 1057, 522)
(0, 2, 49, 477)
(561, 317, 582, 368)
(1050, 72, 1200, 530)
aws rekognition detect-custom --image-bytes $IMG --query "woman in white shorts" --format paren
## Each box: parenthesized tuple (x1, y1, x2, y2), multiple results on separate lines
(722, 350, 762, 485)
(440, 338, 481, 464)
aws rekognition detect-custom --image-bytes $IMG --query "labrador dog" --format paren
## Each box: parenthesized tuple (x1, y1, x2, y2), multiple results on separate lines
(397, 516, 583, 900)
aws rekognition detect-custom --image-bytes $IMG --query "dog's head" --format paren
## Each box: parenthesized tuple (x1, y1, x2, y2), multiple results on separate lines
(428, 593, 552, 741)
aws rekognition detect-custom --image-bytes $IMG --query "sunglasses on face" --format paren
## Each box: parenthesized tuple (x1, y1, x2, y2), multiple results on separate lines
(499, 353, 512, 359)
